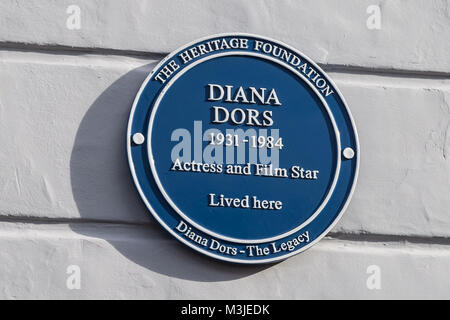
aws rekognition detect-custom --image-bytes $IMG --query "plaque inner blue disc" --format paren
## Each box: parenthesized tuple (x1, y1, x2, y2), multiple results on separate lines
(149, 55, 339, 242)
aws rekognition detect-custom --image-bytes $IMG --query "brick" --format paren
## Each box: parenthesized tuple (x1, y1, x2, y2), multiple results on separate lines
(0, 222, 447, 299)
(1, 51, 449, 239)
(1, 0, 449, 73)
(0, 51, 155, 223)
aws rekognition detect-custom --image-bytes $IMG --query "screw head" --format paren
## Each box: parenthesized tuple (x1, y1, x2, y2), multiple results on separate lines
(343, 147, 355, 160)
(132, 133, 145, 145)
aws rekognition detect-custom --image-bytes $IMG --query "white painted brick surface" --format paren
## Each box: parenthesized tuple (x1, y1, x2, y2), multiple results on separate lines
(0, 52, 154, 223)
(0, 222, 448, 299)
(0, 1, 449, 299)
(1, 0, 450, 73)
(334, 75, 450, 238)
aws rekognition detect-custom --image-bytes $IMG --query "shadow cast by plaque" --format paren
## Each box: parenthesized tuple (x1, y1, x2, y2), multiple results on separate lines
(69, 63, 273, 282)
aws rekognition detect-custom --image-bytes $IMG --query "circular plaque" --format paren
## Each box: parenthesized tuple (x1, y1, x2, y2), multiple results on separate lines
(127, 34, 359, 263)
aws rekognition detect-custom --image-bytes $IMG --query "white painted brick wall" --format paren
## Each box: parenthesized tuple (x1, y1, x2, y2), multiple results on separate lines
(0, 1, 449, 299)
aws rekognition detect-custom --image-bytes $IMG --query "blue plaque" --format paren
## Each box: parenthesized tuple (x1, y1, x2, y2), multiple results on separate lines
(127, 34, 359, 263)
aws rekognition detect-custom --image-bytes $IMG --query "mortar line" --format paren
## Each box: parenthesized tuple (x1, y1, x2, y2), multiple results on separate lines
(327, 232, 450, 246)
(1, 41, 450, 80)
(0, 41, 166, 59)
(0, 215, 448, 245)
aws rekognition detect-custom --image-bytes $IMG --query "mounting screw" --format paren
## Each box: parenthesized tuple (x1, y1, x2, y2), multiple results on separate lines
(343, 147, 355, 160)
(132, 133, 145, 145)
